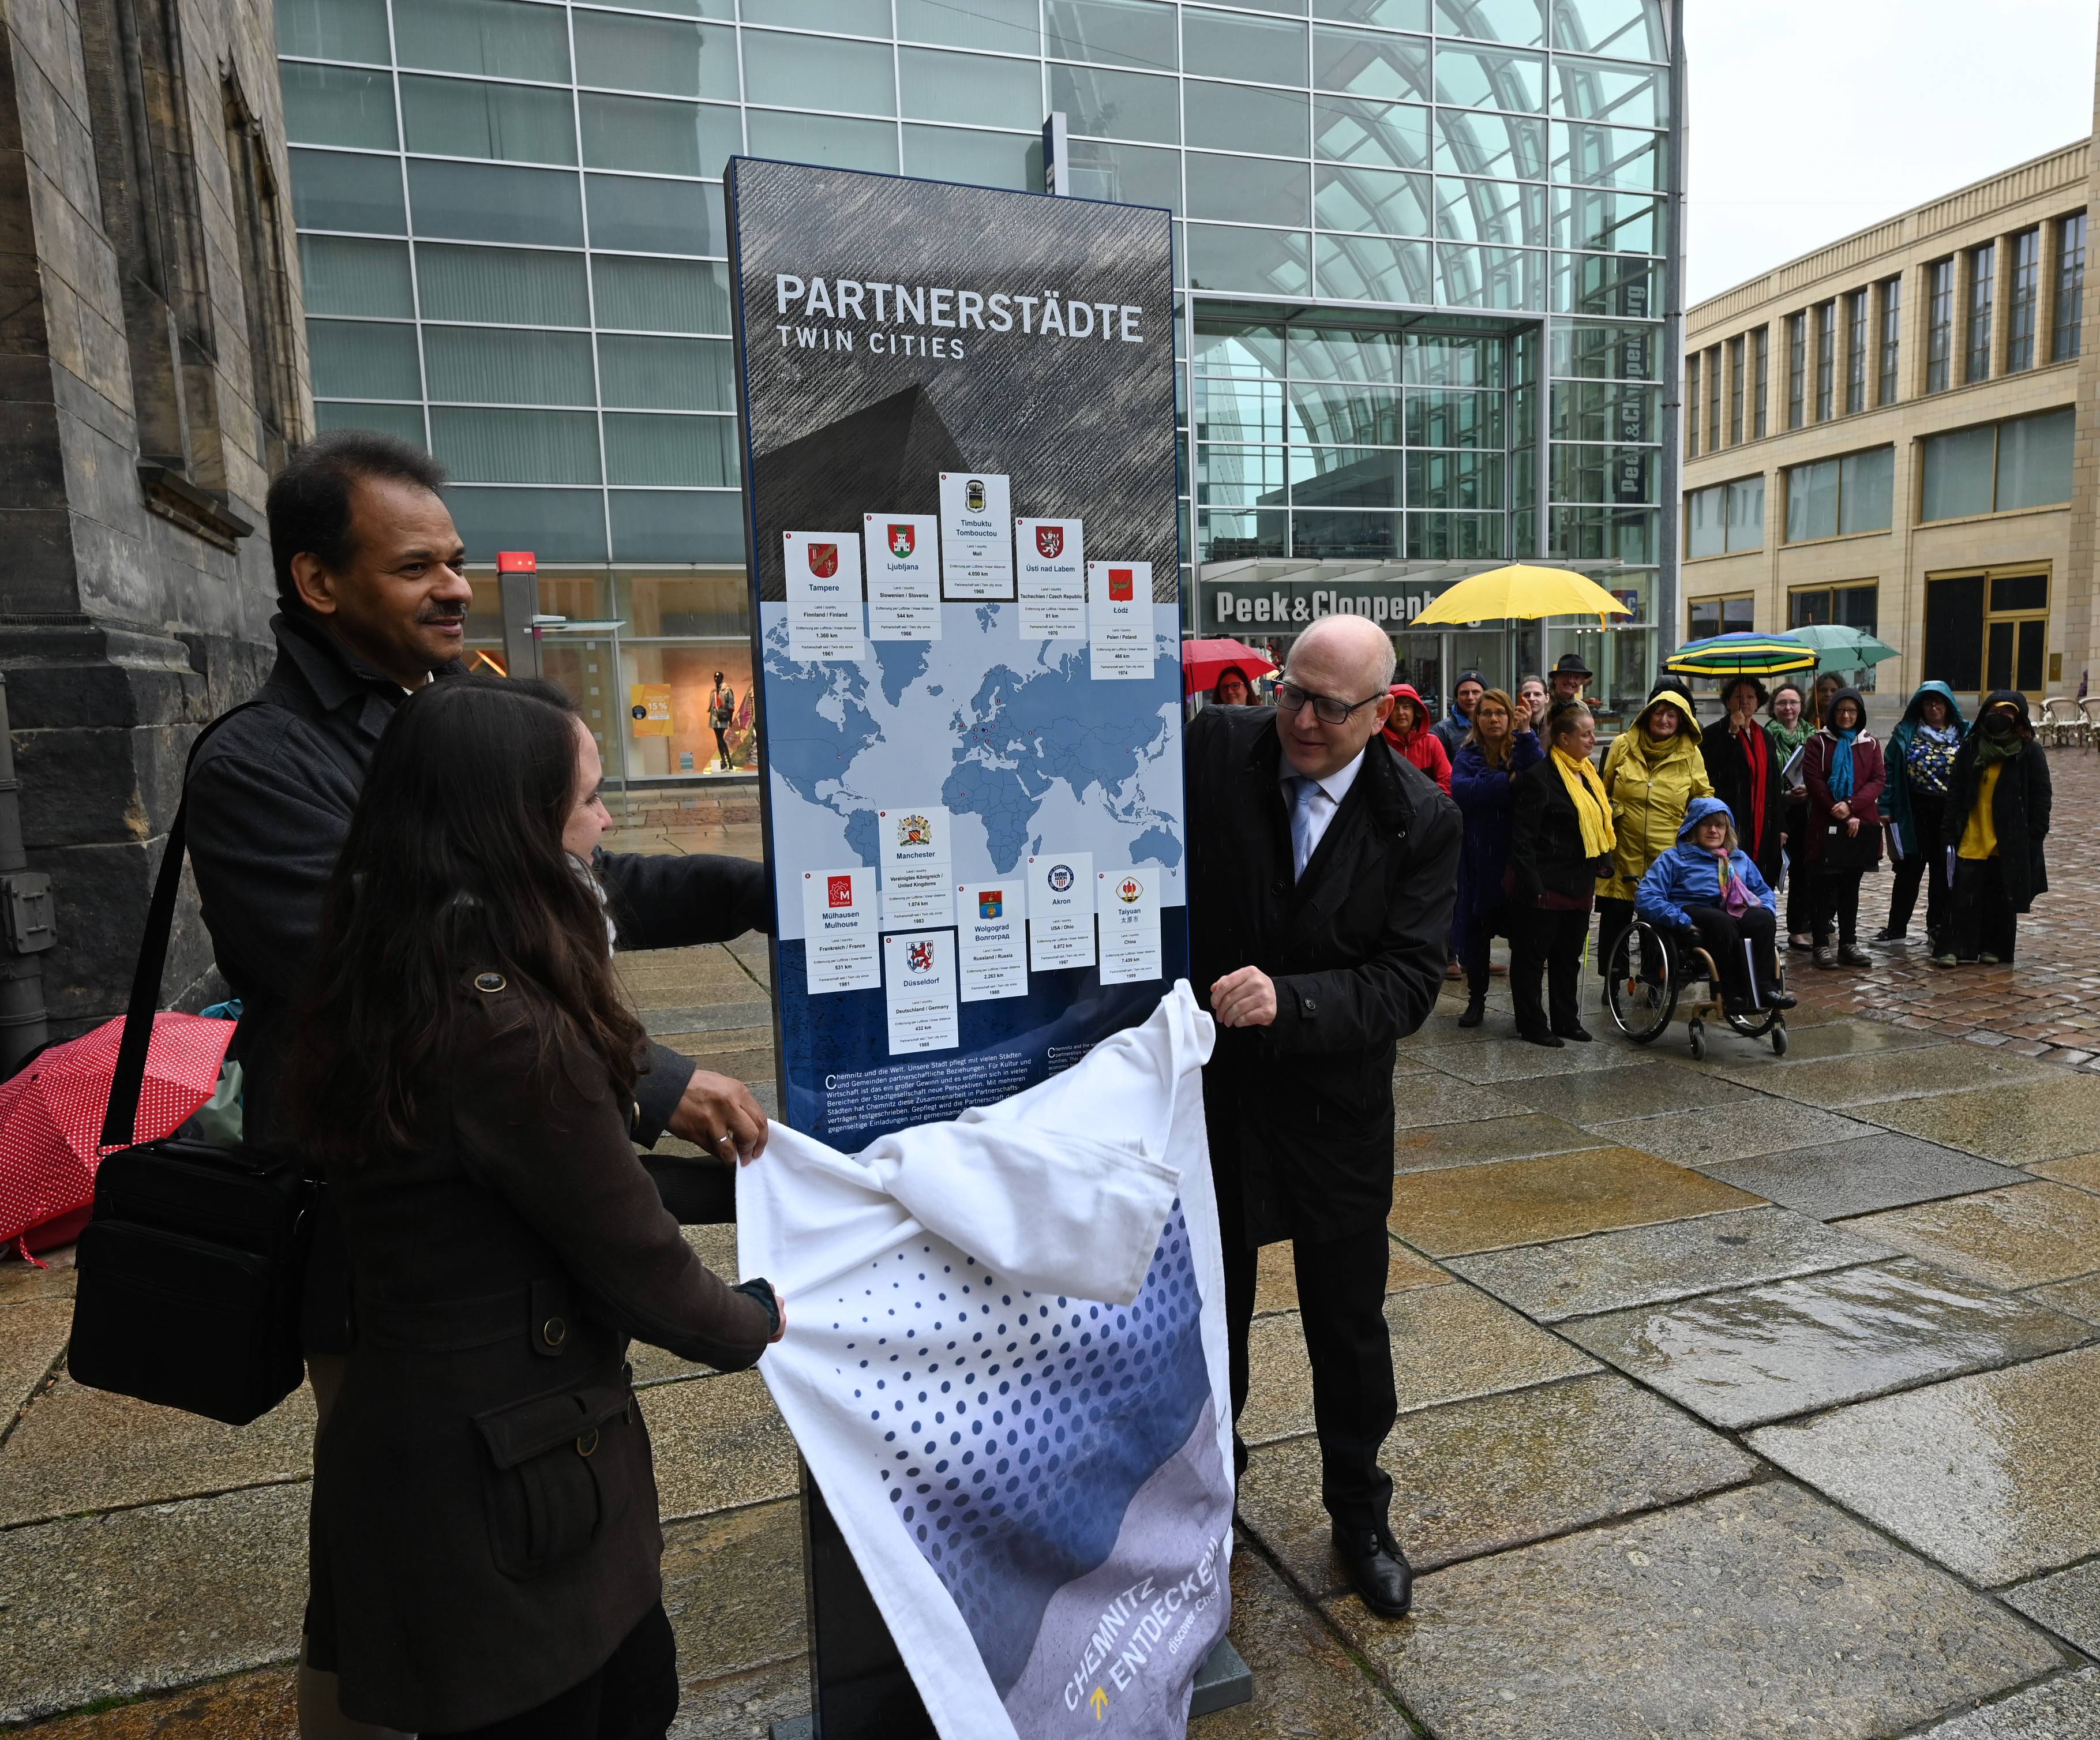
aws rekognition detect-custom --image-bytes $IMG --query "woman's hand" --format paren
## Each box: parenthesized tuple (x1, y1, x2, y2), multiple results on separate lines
(1846, 817, 1861, 837)
(770, 1296, 787, 1344)
(1830, 800, 1851, 821)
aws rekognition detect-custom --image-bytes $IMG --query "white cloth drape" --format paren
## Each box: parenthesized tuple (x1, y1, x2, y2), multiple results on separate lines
(737, 982, 1232, 1740)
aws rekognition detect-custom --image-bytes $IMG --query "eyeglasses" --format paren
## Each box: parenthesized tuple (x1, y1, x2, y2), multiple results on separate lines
(1274, 681, 1387, 726)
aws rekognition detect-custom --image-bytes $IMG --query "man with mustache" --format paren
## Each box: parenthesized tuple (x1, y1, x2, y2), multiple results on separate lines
(183, 430, 770, 1739)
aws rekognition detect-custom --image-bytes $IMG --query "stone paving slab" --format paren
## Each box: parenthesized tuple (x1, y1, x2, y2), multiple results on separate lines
(1412, 1035, 1660, 1084)
(2003, 1561, 2100, 1657)
(1445, 1206, 1893, 1322)
(1500, 1059, 1760, 1125)
(1906, 1668, 2100, 1740)
(7, 1667, 299, 1740)
(1336, 1481, 2065, 1740)
(1749, 1347, 2100, 1588)
(1861, 1076, 2100, 1164)
(1587, 1103, 1890, 1168)
(642, 1371, 800, 1521)
(2031, 1153, 2100, 1192)
(1701, 1131, 2028, 1221)
(1561, 1258, 2095, 1431)
(0, 1378, 315, 1529)
(1, 1296, 70, 1425)
(1709, 1043, 2065, 1107)
(0, 1482, 308, 1723)
(1251, 1236, 1449, 1316)
(663, 1499, 805, 1682)
(642, 1000, 775, 1038)
(1238, 1372, 1757, 1600)
(671, 1656, 811, 1740)
(0, 1247, 76, 1306)
(1843, 1183, 2100, 1291)
(1387, 1146, 1761, 1257)
(1240, 1280, 1598, 1446)
(1393, 1113, 1600, 1173)
(1690, 1017, 1946, 1064)
(1390, 1074, 1536, 1129)
(2030, 1274, 2100, 1323)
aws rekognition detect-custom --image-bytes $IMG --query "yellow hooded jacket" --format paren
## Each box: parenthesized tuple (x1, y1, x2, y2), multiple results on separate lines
(1597, 687, 1713, 903)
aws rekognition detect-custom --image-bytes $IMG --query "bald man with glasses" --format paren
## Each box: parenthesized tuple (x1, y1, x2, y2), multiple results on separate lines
(1184, 613, 1460, 1621)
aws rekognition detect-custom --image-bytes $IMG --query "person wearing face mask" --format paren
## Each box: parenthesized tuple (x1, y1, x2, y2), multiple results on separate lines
(1938, 691, 2052, 967)
(1801, 686, 1885, 969)
(1594, 686, 1712, 1012)
(1878, 681, 1967, 947)
(1764, 682, 1817, 950)
(1702, 676, 1786, 893)
(1636, 797, 1795, 1017)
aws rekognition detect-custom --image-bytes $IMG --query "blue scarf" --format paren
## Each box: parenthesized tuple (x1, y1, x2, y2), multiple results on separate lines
(1829, 729, 1858, 801)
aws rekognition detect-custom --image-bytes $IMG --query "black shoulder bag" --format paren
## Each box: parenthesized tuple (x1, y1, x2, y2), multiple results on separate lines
(69, 707, 314, 1426)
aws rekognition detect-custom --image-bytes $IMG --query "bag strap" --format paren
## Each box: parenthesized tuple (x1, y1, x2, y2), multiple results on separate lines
(99, 702, 268, 1152)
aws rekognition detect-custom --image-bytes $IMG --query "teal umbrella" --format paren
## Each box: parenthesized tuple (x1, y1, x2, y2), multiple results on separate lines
(1788, 624, 1900, 670)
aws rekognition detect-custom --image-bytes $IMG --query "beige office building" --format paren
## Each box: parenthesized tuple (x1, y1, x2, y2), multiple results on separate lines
(1681, 124, 2099, 707)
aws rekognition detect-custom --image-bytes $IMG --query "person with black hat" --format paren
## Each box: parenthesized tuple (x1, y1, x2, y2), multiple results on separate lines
(1432, 669, 1485, 762)
(1548, 652, 1592, 708)
(1938, 691, 2051, 967)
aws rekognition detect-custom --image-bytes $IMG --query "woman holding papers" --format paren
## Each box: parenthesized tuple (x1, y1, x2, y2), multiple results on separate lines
(291, 678, 782, 1739)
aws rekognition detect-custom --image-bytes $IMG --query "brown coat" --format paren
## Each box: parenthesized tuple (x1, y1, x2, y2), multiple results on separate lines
(309, 975, 775, 1732)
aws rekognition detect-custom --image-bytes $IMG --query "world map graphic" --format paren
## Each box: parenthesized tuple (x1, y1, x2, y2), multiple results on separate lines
(760, 602, 1184, 940)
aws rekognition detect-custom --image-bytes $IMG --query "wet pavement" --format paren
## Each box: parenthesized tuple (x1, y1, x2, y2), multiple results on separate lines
(5, 770, 2100, 1738)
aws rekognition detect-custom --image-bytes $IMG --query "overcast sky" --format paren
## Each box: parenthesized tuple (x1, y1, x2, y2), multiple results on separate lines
(1682, 1, 2100, 305)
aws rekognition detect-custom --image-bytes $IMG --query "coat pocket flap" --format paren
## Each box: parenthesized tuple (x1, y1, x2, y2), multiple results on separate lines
(474, 1380, 631, 1470)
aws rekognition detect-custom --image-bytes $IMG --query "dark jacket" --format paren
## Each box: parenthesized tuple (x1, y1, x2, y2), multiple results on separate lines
(1943, 689, 2053, 912)
(1885, 680, 1967, 858)
(1186, 708, 1460, 1247)
(1509, 756, 1612, 906)
(1430, 701, 1471, 763)
(1801, 687, 1886, 868)
(187, 612, 770, 1152)
(1450, 729, 1543, 955)
(310, 977, 776, 1731)
(1701, 715, 1787, 886)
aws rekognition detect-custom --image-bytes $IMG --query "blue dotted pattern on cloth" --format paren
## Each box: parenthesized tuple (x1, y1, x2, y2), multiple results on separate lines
(831, 1200, 1208, 1698)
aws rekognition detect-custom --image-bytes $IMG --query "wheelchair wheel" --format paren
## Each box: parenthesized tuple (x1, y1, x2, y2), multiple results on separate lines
(1687, 1018, 1705, 1061)
(1606, 920, 1679, 1044)
(1771, 1021, 1789, 1057)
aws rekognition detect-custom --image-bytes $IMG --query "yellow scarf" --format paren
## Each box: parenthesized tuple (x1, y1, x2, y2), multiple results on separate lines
(1551, 746, 1617, 858)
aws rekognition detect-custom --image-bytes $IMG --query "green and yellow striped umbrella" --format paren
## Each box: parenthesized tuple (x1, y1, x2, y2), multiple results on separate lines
(1663, 632, 1818, 678)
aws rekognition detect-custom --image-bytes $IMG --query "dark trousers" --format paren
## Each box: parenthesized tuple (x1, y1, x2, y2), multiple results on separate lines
(423, 1603, 677, 1740)
(1222, 1226, 1396, 1534)
(1683, 904, 1780, 1009)
(1459, 900, 1513, 994)
(1512, 905, 1590, 1036)
(1949, 856, 2019, 962)
(1810, 869, 1863, 946)
(1886, 793, 1949, 940)
(1782, 801, 1815, 938)
(711, 726, 731, 768)
(1595, 895, 1635, 988)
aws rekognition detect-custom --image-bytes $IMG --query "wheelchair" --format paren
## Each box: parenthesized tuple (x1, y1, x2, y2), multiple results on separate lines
(1603, 917, 1788, 1060)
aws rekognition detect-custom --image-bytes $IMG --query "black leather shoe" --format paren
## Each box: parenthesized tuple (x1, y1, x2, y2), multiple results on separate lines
(1552, 1024, 1593, 1042)
(1517, 1028, 1563, 1048)
(1767, 991, 1798, 1010)
(1457, 995, 1486, 1028)
(1334, 1525, 1413, 1619)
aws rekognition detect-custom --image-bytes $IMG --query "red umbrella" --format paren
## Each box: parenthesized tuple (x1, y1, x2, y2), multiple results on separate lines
(1182, 638, 1279, 697)
(0, 1012, 234, 1257)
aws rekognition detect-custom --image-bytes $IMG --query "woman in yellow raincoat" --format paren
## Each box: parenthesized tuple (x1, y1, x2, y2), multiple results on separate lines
(1595, 685, 1713, 988)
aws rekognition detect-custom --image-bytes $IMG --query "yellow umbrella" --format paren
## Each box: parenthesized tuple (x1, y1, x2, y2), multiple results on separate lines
(1409, 564, 1634, 628)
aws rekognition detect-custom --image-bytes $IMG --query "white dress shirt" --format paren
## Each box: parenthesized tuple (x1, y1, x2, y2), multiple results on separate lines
(1284, 747, 1366, 879)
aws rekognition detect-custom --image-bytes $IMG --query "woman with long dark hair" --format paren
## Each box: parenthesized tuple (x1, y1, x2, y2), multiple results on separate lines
(292, 678, 782, 1740)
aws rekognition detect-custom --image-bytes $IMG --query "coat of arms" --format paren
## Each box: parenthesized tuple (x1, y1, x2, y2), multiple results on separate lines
(965, 478, 986, 512)
(1047, 863, 1075, 894)
(978, 890, 1003, 919)
(807, 542, 839, 579)
(1115, 875, 1143, 905)
(897, 813, 932, 847)
(888, 524, 915, 558)
(1107, 568, 1134, 602)
(906, 939, 936, 973)
(1035, 525, 1063, 560)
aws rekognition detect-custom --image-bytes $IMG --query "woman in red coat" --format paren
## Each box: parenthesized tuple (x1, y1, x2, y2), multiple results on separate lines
(1801, 685, 1885, 970)
(1383, 682, 1452, 794)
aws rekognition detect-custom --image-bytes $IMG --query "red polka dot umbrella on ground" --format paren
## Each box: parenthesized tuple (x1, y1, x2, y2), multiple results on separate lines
(0, 1012, 234, 1258)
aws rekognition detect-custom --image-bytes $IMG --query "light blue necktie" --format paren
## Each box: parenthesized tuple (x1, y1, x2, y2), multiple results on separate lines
(1290, 777, 1322, 880)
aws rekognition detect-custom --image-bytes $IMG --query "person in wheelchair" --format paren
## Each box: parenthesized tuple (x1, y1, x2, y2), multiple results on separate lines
(1634, 797, 1797, 1018)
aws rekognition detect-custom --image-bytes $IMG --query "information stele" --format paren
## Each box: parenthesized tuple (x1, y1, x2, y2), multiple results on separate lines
(727, 155, 1185, 1156)
(726, 156, 1184, 1740)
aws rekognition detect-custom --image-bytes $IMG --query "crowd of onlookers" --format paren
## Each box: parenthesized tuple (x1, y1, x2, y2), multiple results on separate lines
(1208, 650, 2056, 1050)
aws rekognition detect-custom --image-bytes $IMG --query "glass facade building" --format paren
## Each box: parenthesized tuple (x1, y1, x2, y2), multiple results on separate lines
(277, 0, 1679, 773)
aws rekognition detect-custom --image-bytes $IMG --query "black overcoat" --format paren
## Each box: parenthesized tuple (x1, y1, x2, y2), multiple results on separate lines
(1507, 757, 1612, 905)
(1941, 693, 2053, 913)
(310, 978, 777, 1732)
(1701, 721, 1787, 885)
(1186, 708, 1460, 1247)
